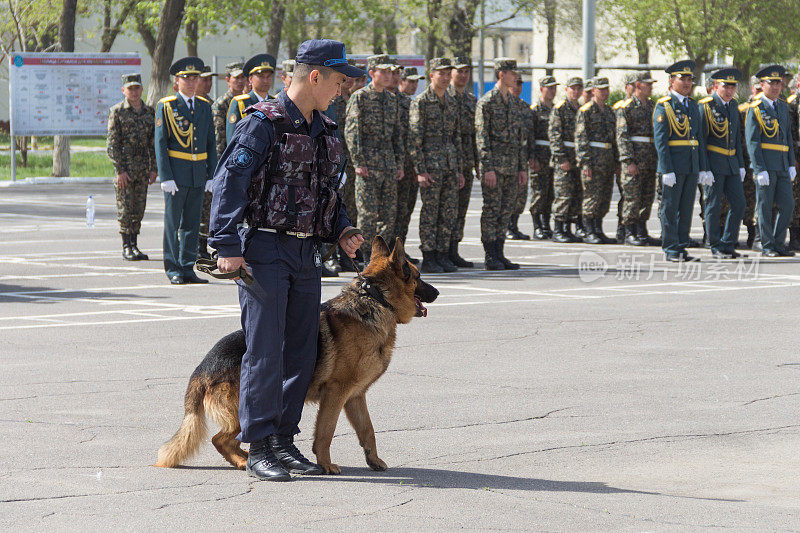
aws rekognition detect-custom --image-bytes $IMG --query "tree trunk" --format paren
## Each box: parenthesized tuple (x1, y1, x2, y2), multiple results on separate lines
(265, 0, 285, 59)
(53, 0, 77, 177)
(544, 0, 556, 75)
(185, 18, 198, 57)
(285, 9, 303, 60)
(447, 0, 479, 57)
(425, 0, 442, 60)
(634, 29, 649, 64)
(145, 0, 187, 105)
(100, 0, 135, 52)
(384, 9, 397, 54)
(372, 24, 383, 53)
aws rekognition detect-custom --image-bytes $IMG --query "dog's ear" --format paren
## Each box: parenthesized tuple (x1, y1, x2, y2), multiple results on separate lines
(371, 235, 391, 259)
(389, 237, 406, 267)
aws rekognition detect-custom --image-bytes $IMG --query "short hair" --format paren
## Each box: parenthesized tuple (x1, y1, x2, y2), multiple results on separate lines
(293, 63, 336, 80)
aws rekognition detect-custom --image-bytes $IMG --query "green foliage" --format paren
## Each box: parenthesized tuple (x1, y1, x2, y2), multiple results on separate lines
(1, 152, 114, 180)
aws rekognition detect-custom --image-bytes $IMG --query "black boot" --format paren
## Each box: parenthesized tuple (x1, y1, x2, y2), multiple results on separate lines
(506, 215, 530, 240)
(267, 434, 322, 475)
(483, 240, 504, 270)
(437, 251, 458, 272)
(789, 227, 800, 252)
(246, 437, 292, 481)
(449, 240, 474, 268)
(746, 224, 756, 249)
(552, 220, 570, 243)
(540, 214, 553, 238)
(495, 239, 520, 270)
(574, 218, 587, 239)
(129, 234, 149, 260)
(197, 237, 211, 260)
(625, 224, 646, 246)
(532, 213, 546, 240)
(420, 250, 444, 273)
(582, 217, 603, 244)
(594, 218, 613, 244)
(122, 234, 136, 261)
(616, 221, 626, 243)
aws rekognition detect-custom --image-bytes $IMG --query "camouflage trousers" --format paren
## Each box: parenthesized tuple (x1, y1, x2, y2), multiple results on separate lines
(199, 190, 213, 240)
(356, 169, 397, 259)
(512, 171, 528, 216)
(396, 162, 418, 244)
(614, 173, 624, 223)
(419, 171, 458, 252)
(620, 166, 657, 224)
(552, 166, 582, 222)
(341, 159, 358, 228)
(580, 167, 615, 218)
(115, 176, 149, 235)
(480, 171, 519, 241)
(453, 168, 475, 242)
(529, 167, 554, 217)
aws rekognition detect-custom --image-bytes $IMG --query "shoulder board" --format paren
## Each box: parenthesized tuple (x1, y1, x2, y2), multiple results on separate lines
(555, 100, 565, 109)
(530, 104, 536, 111)
(158, 95, 177, 104)
(750, 100, 762, 108)
(699, 96, 713, 104)
(657, 95, 671, 104)
(579, 101, 593, 112)
(738, 102, 749, 112)
(789, 94, 797, 103)
(234, 94, 251, 101)
(246, 99, 284, 121)
(196, 95, 210, 104)
(621, 98, 633, 108)
(611, 100, 621, 109)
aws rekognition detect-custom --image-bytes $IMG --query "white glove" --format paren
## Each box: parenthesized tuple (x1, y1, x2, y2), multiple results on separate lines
(160, 180, 179, 195)
(204, 180, 213, 193)
(756, 171, 770, 186)
(703, 171, 715, 186)
(739, 168, 746, 182)
(339, 172, 347, 189)
(790, 166, 797, 181)
(662, 172, 677, 187)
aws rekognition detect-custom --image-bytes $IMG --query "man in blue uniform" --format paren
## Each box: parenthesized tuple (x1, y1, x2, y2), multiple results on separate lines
(209, 39, 364, 481)
(745, 65, 797, 257)
(154, 57, 217, 283)
(226, 54, 276, 144)
(653, 60, 709, 262)
(699, 68, 746, 259)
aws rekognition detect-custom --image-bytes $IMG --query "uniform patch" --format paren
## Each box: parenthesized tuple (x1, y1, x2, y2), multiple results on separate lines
(252, 110, 266, 120)
(656, 115, 663, 122)
(156, 117, 162, 127)
(230, 115, 237, 123)
(232, 148, 254, 169)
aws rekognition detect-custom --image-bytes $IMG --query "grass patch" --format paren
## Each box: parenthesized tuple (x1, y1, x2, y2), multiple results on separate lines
(0, 134, 108, 149)
(1, 151, 114, 180)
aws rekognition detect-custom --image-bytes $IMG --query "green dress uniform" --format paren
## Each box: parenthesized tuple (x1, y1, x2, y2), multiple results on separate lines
(154, 57, 218, 282)
(745, 65, 796, 256)
(225, 54, 276, 144)
(739, 98, 758, 243)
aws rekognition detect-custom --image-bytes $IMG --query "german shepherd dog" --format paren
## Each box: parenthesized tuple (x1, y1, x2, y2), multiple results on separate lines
(155, 236, 439, 474)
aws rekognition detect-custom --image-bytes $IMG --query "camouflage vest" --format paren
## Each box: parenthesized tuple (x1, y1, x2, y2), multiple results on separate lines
(243, 100, 344, 238)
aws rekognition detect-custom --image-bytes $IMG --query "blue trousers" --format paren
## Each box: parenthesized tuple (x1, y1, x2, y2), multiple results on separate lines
(756, 171, 795, 253)
(704, 173, 745, 254)
(237, 230, 322, 443)
(163, 186, 204, 278)
(660, 173, 698, 255)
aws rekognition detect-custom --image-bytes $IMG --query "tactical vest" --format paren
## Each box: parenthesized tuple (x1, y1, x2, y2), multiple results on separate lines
(243, 100, 344, 238)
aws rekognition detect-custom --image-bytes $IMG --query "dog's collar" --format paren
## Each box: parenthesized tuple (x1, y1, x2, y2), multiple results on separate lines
(357, 276, 394, 311)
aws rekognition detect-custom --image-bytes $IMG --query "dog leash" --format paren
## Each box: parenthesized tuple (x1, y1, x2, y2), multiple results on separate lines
(320, 227, 363, 264)
(195, 253, 255, 285)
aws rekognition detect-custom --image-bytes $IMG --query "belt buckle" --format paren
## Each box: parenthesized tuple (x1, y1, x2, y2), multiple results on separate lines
(191, 154, 197, 161)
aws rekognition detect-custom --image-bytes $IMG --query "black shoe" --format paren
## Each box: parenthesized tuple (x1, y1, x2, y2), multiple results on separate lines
(184, 272, 209, 284)
(506, 216, 530, 240)
(437, 251, 458, 273)
(762, 250, 780, 257)
(665, 253, 696, 262)
(169, 274, 186, 284)
(540, 215, 553, 239)
(625, 224, 646, 246)
(582, 218, 603, 244)
(420, 250, 444, 273)
(788, 227, 800, 252)
(482, 240, 504, 270)
(122, 234, 136, 261)
(593, 218, 613, 244)
(616, 222, 626, 244)
(449, 240, 474, 268)
(729, 250, 742, 259)
(711, 250, 733, 259)
(532, 214, 547, 240)
(495, 240, 520, 270)
(129, 234, 149, 260)
(746, 224, 756, 249)
(267, 434, 322, 475)
(574, 219, 587, 239)
(777, 249, 796, 257)
(246, 438, 293, 481)
(687, 238, 701, 248)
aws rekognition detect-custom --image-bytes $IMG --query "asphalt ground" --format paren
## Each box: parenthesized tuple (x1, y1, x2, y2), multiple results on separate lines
(1, 183, 799, 530)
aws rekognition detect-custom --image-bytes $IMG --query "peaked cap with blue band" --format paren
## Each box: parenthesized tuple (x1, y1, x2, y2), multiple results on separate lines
(296, 39, 364, 77)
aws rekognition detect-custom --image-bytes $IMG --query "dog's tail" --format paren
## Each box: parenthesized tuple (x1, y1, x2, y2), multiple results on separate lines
(155, 376, 207, 468)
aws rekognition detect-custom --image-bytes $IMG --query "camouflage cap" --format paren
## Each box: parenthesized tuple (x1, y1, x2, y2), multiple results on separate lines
(429, 57, 454, 71)
(635, 71, 656, 83)
(750, 75, 761, 87)
(538, 75, 558, 87)
(622, 73, 637, 85)
(199, 65, 216, 78)
(493, 57, 518, 71)
(452, 56, 471, 69)
(584, 79, 593, 90)
(282, 59, 295, 74)
(401, 67, 424, 80)
(591, 76, 609, 89)
(121, 73, 142, 88)
(367, 54, 394, 70)
(566, 76, 584, 87)
(225, 61, 244, 77)
(388, 57, 403, 71)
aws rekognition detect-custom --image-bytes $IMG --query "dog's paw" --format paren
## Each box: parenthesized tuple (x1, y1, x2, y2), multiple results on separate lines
(320, 462, 341, 475)
(367, 457, 387, 471)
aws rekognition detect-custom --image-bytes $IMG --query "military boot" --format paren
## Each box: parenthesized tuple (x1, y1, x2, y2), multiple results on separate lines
(540, 214, 553, 239)
(421, 250, 444, 273)
(130, 233, 149, 260)
(616, 221, 626, 243)
(532, 213, 546, 240)
(506, 215, 530, 240)
(789, 227, 800, 252)
(582, 217, 603, 244)
(594, 218, 613, 244)
(267, 434, 322, 475)
(246, 438, 292, 482)
(495, 239, 520, 270)
(437, 251, 458, 272)
(625, 224, 646, 246)
(574, 218, 587, 239)
(483, 240, 504, 270)
(552, 220, 571, 243)
(449, 240, 474, 268)
(122, 234, 136, 261)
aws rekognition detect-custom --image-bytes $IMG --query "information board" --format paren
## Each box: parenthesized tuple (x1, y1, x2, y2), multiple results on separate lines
(9, 53, 141, 136)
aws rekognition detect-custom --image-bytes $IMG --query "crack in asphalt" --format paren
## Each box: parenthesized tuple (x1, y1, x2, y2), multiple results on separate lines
(742, 392, 800, 406)
(0, 478, 215, 504)
(153, 482, 256, 510)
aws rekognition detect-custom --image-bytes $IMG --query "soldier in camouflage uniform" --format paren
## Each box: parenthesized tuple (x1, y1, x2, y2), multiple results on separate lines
(106, 73, 157, 261)
(448, 56, 479, 267)
(786, 76, 800, 250)
(611, 72, 637, 241)
(575, 76, 618, 244)
(203, 62, 245, 259)
(396, 67, 424, 264)
(507, 77, 534, 240)
(409, 58, 464, 273)
(345, 54, 404, 260)
(549, 77, 584, 242)
(528, 76, 557, 240)
(475, 58, 527, 270)
(616, 71, 658, 246)
(280, 59, 294, 90)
